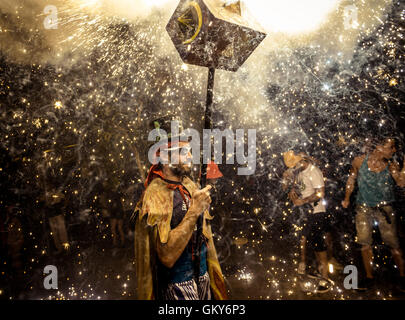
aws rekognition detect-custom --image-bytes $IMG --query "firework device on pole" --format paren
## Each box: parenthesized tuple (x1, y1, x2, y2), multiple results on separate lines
(166, 0, 266, 285)
(166, 0, 266, 72)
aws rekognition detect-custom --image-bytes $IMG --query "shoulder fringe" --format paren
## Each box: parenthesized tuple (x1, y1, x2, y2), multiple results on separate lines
(140, 177, 213, 243)
(136, 176, 227, 300)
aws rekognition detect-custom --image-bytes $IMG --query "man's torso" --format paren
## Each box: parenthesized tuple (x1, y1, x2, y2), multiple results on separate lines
(356, 155, 395, 207)
(159, 185, 207, 285)
(297, 164, 326, 213)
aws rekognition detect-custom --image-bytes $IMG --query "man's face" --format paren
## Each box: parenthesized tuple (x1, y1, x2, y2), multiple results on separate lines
(167, 147, 192, 178)
(376, 139, 396, 159)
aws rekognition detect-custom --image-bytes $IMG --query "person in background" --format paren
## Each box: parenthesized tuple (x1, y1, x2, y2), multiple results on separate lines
(283, 150, 332, 293)
(111, 190, 125, 248)
(45, 189, 69, 255)
(5, 206, 24, 272)
(283, 152, 342, 275)
(342, 137, 405, 292)
(121, 182, 137, 238)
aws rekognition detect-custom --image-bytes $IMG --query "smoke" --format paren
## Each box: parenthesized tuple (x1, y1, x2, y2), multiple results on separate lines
(0, 0, 177, 64)
(0, 1, 392, 64)
(214, 0, 393, 129)
(0, 0, 394, 156)
(0, 0, 395, 144)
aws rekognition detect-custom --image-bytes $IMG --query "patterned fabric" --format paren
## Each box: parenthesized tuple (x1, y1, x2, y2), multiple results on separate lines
(163, 272, 211, 300)
(135, 174, 228, 300)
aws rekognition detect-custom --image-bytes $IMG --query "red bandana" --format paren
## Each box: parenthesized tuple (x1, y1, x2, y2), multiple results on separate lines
(144, 165, 191, 209)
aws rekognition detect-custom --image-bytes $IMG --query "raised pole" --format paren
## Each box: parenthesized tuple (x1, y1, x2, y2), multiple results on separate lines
(194, 67, 216, 283)
(200, 67, 216, 188)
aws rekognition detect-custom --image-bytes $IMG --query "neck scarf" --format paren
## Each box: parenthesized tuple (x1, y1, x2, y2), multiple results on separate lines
(145, 165, 191, 208)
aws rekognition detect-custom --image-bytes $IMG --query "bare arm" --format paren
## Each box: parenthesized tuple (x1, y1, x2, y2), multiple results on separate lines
(156, 186, 212, 269)
(388, 159, 405, 188)
(342, 156, 363, 208)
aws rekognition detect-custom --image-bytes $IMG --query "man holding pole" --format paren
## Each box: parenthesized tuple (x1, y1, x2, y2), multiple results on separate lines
(135, 123, 227, 300)
(135, 0, 266, 300)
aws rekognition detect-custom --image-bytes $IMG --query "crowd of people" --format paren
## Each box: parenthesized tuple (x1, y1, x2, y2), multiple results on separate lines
(0, 180, 139, 284)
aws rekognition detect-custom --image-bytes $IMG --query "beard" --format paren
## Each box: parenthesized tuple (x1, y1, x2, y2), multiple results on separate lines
(170, 163, 192, 179)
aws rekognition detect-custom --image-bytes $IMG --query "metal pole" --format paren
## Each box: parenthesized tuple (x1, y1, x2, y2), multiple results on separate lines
(200, 67, 215, 189)
(194, 67, 215, 283)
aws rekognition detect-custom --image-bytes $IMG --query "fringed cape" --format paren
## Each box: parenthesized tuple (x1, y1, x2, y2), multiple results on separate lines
(134, 176, 227, 300)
